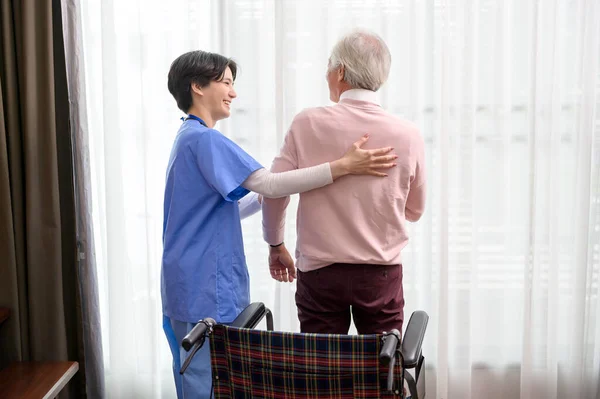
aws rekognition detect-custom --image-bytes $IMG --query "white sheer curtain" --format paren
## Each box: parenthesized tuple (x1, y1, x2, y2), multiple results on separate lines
(77, 0, 600, 397)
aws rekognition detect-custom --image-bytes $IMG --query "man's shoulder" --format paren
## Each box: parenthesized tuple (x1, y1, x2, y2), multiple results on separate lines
(385, 113, 420, 134)
(289, 104, 422, 141)
(292, 105, 336, 123)
(294, 103, 415, 123)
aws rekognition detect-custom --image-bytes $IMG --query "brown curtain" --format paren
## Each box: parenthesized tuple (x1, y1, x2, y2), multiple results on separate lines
(0, 0, 101, 397)
(60, 0, 106, 396)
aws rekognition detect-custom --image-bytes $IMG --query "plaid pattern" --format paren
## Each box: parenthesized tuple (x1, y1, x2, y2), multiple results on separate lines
(209, 325, 404, 398)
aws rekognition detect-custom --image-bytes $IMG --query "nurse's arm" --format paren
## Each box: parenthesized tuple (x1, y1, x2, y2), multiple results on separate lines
(241, 134, 396, 198)
(238, 192, 261, 219)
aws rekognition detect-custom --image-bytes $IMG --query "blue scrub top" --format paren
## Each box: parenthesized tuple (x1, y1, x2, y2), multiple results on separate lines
(161, 116, 263, 323)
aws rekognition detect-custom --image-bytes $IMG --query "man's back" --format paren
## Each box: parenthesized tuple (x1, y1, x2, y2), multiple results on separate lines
(263, 90, 426, 272)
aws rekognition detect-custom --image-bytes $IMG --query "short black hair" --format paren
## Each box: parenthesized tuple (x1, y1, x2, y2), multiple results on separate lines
(167, 50, 238, 113)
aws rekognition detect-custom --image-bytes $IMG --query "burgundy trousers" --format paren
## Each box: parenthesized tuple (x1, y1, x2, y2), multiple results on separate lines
(295, 263, 404, 335)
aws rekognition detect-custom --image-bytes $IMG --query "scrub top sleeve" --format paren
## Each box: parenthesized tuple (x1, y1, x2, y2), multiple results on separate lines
(195, 130, 263, 202)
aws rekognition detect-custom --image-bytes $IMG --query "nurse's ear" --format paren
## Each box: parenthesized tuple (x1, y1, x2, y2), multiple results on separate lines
(191, 82, 204, 97)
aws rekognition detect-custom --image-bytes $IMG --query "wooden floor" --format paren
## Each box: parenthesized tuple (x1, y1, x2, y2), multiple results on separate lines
(0, 361, 78, 399)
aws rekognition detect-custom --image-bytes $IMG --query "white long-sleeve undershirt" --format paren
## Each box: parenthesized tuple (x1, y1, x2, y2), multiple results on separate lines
(238, 192, 261, 219)
(241, 163, 333, 199)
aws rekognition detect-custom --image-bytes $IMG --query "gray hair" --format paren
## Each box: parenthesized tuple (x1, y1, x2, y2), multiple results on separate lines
(328, 29, 391, 91)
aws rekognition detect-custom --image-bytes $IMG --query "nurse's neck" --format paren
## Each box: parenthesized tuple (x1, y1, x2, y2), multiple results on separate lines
(187, 105, 215, 128)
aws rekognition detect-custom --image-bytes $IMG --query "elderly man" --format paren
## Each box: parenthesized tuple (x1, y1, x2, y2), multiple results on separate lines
(262, 29, 426, 335)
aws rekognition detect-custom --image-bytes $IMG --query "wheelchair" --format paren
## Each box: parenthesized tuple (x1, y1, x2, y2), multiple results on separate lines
(181, 302, 428, 398)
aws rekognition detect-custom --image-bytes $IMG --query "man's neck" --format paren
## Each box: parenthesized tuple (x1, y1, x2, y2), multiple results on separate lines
(336, 85, 353, 101)
(187, 105, 215, 128)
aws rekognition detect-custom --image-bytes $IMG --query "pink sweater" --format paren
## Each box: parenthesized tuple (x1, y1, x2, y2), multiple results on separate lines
(262, 89, 426, 272)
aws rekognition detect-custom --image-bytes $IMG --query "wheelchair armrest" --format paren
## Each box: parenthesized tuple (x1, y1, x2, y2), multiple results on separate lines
(231, 302, 271, 329)
(401, 310, 429, 369)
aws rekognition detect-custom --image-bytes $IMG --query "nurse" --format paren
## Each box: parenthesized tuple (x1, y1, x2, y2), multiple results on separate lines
(161, 50, 397, 398)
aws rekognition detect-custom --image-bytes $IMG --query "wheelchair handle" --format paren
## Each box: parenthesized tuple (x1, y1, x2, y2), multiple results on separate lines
(380, 329, 402, 393)
(380, 329, 401, 366)
(182, 318, 216, 351)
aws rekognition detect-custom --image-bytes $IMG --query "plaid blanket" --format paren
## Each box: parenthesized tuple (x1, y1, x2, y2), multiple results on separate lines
(209, 325, 404, 398)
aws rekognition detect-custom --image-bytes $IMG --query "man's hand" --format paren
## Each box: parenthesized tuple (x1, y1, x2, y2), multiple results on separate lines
(268, 244, 296, 283)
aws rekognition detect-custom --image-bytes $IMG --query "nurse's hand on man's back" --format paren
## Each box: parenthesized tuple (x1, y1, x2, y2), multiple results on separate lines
(329, 134, 398, 179)
(268, 244, 296, 283)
